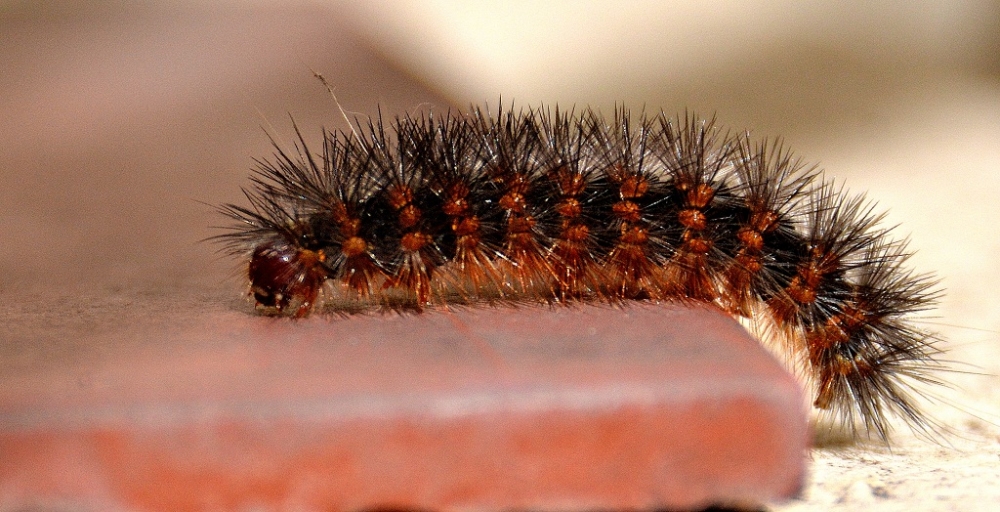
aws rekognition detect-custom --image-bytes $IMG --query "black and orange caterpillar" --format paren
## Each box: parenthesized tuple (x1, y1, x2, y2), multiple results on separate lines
(215, 105, 944, 441)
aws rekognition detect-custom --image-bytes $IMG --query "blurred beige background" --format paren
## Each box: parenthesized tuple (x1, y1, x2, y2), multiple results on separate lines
(2, 1, 1000, 509)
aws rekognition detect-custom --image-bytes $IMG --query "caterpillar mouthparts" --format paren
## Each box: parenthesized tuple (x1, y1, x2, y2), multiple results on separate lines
(214, 104, 945, 441)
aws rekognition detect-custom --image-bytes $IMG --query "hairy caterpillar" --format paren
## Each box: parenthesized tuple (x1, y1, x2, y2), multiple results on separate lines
(214, 105, 944, 442)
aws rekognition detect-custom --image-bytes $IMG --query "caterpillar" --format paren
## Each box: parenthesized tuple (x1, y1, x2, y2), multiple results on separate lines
(214, 104, 945, 442)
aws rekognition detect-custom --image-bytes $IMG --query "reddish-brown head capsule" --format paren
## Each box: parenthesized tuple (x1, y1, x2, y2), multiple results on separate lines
(248, 242, 327, 317)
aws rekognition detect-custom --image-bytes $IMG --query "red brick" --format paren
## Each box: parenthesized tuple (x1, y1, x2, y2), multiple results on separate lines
(0, 303, 807, 511)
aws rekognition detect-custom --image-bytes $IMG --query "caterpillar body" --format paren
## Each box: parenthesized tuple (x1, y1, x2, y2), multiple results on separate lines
(215, 105, 944, 441)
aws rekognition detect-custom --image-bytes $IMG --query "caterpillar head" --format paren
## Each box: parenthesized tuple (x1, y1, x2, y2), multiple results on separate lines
(248, 242, 328, 317)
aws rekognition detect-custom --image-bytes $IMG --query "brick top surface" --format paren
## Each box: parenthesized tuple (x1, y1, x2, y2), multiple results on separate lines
(0, 301, 808, 511)
(2, 303, 792, 429)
